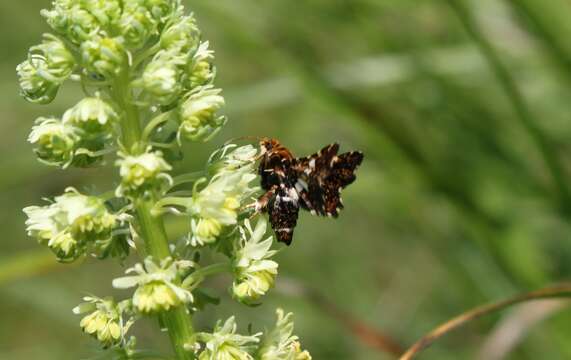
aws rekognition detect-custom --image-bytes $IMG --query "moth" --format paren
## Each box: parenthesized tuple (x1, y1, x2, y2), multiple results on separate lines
(255, 138, 364, 245)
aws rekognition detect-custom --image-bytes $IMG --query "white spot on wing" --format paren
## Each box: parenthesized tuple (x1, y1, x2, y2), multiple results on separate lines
(330, 156, 339, 167)
(295, 179, 309, 192)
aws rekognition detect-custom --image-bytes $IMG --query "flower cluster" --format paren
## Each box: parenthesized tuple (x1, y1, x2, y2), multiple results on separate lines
(20, 1, 311, 357)
(73, 296, 134, 348)
(196, 316, 261, 360)
(257, 309, 312, 360)
(16, 34, 74, 104)
(178, 85, 226, 142)
(195, 309, 311, 360)
(28, 96, 118, 168)
(24, 188, 117, 262)
(116, 149, 172, 198)
(113, 257, 193, 314)
(188, 145, 258, 246)
(232, 219, 279, 304)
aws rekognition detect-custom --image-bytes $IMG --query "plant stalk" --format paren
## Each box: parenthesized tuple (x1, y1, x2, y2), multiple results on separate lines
(399, 284, 571, 360)
(114, 68, 195, 360)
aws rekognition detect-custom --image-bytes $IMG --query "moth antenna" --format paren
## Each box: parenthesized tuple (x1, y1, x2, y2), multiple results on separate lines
(224, 135, 264, 145)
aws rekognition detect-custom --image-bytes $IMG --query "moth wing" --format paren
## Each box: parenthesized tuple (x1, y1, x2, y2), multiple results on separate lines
(329, 151, 364, 188)
(268, 187, 300, 245)
(296, 148, 363, 218)
(294, 143, 339, 174)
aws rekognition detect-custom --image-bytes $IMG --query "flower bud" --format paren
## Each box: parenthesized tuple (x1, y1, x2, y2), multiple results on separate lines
(119, 7, 157, 49)
(188, 41, 215, 88)
(207, 144, 258, 177)
(142, 0, 177, 22)
(81, 0, 122, 29)
(17, 34, 75, 104)
(58, 190, 117, 241)
(188, 166, 257, 247)
(160, 14, 199, 52)
(28, 117, 78, 167)
(257, 309, 312, 360)
(50, 232, 79, 258)
(138, 50, 185, 105)
(40, 0, 75, 36)
(196, 316, 261, 360)
(113, 257, 193, 314)
(63, 96, 118, 135)
(81, 36, 125, 80)
(23, 188, 117, 261)
(232, 219, 278, 304)
(116, 150, 172, 197)
(16, 57, 60, 104)
(73, 296, 133, 348)
(42, 2, 100, 45)
(178, 85, 226, 142)
(30, 34, 76, 80)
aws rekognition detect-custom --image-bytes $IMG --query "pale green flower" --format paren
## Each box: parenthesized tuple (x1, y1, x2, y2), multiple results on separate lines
(145, 0, 179, 21)
(123, 0, 177, 22)
(207, 144, 259, 176)
(138, 49, 186, 105)
(29, 114, 110, 168)
(119, 6, 157, 49)
(54, 188, 117, 238)
(22, 204, 61, 246)
(178, 85, 226, 142)
(42, 2, 100, 45)
(232, 219, 278, 304)
(73, 295, 133, 348)
(81, 0, 122, 29)
(189, 41, 215, 88)
(257, 309, 311, 360)
(40, 0, 76, 36)
(112, 257, 193, 314)
(63, 96, 118, 135)
(29, 34, 76, 81)
(16, 56, 61, 104)
(23, 188, 117, 261)
(81, 36, 125, 80)
(28, 117, 78, 167)
(116, 150, 172, 197)
(188, 165, 257, 247)
(160, 14, 199, 52)
(196, 316, 261, 360)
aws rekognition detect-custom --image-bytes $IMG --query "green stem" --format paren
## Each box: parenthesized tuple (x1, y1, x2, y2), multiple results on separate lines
(114, 71, 142, 152)
(446, 0, 571, 212)
(114, 65, 195, 360)
(182, 262, 233, 289)
(142, 111, 173, 142)
(171, 172, 205, 187)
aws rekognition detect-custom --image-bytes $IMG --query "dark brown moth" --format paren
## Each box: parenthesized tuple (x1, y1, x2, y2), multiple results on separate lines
(255, 138, 364, 245)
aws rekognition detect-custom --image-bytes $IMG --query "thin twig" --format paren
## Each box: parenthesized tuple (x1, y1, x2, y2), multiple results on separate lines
(477, 300, 568, 360)
(399, 284, 571, 360)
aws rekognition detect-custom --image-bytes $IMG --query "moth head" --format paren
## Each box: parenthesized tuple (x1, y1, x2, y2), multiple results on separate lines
(259, 137, 280, 155)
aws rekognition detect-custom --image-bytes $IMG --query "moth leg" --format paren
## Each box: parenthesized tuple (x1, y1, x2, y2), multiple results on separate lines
(254, 185, 278, 213)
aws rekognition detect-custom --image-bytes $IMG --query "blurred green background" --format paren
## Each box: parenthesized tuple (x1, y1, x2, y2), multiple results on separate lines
(4, 0, 571, 359)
